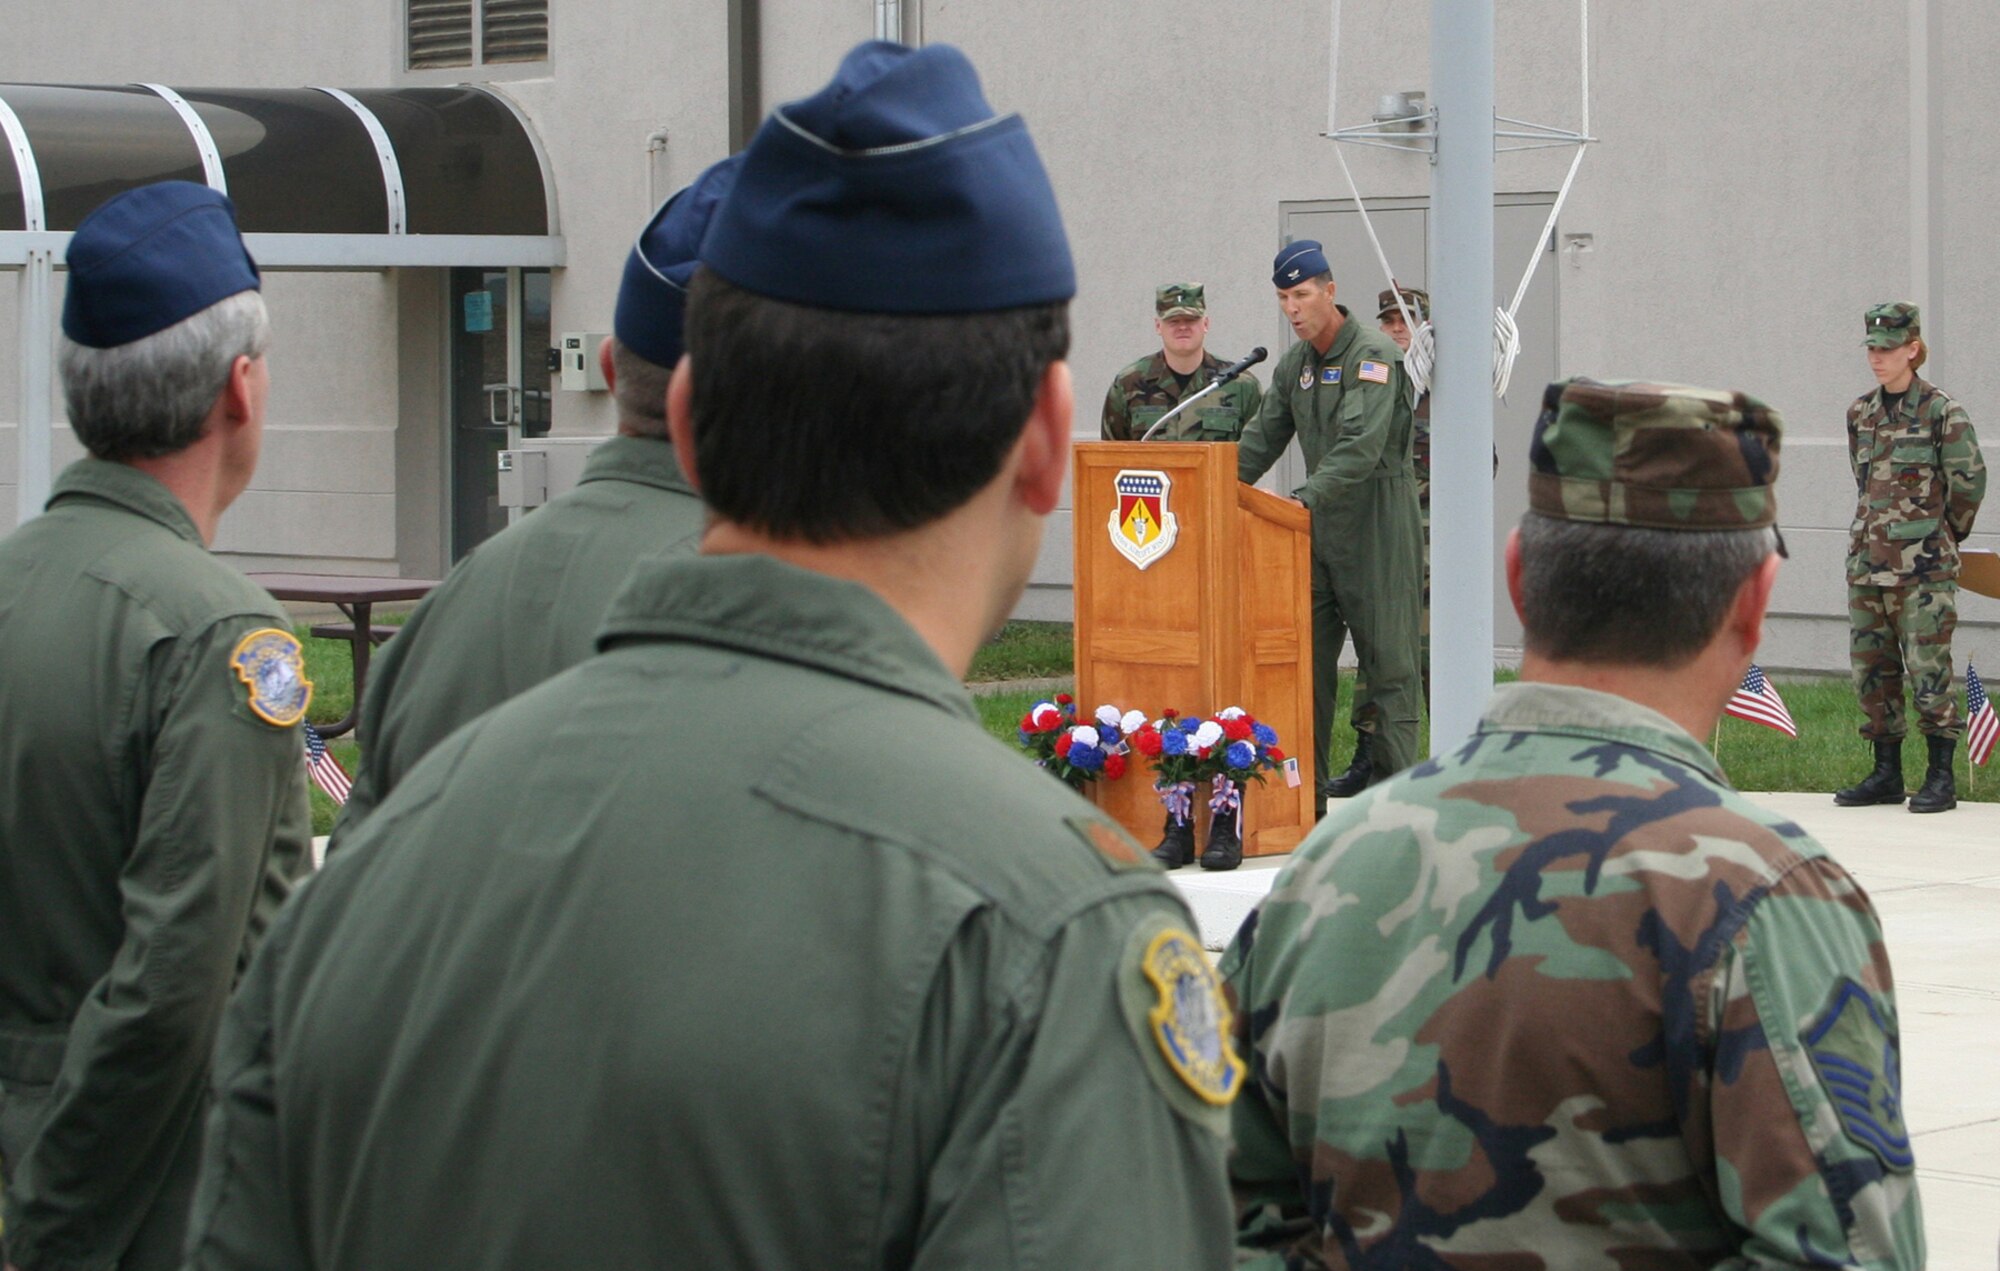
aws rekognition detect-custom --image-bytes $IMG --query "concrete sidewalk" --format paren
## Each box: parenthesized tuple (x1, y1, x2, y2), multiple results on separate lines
(1171, 792, 2000, 1267)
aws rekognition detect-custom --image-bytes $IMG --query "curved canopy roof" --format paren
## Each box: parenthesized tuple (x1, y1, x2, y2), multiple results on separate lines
(0, 84, 560, 267)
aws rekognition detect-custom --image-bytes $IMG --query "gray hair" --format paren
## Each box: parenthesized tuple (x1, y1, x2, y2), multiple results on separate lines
(59, 289, 270, 460)
(1517, 512, 1780, 668)
(609, 337, 672, 438)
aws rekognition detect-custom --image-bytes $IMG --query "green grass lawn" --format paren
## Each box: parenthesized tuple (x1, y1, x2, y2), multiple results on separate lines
(296, 615, 405, 836)
(967, 620, 1074, 682)
(976, 668, 1997, 803)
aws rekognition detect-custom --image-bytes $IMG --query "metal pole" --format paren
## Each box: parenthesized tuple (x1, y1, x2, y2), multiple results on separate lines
(17, 250, 53, 525)
(1427, 0, 1495, 749)
(1908, 0, 1941, 366)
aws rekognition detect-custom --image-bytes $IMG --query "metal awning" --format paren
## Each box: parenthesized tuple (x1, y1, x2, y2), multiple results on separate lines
(0, 83, 562, 267)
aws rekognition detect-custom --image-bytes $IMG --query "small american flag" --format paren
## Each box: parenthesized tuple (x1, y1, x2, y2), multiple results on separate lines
(1967, 663, 1998, 767)
(303, 723, 352, 804)
(1725, 664, 1797, 738)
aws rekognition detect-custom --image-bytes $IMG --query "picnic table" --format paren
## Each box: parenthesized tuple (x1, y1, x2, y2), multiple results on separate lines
(248, 573, 440, 739)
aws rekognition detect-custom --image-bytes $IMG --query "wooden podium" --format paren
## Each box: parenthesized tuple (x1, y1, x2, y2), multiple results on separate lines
(1072, 442, 1316, 857)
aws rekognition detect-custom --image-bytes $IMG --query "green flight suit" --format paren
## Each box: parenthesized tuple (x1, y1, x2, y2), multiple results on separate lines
(186, 554, 1237, 1270)
(1100, 349, 1264, 442)
(1236, 310, 1423, 784)
(327, 435, 704, 851)
(0, 460, 310, 1271)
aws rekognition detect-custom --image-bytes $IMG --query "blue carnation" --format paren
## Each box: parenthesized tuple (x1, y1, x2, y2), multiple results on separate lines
(1226, 740, 1256, 769)
(1251, 722, 1278, 746)
(1069, 743, 1104, 770)
(1162, 730, 1188, 756)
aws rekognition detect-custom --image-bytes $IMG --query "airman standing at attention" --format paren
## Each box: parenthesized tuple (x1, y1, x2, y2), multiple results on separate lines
(325, 157, 736, 852)
(1834, 302, 1984, 813)
(0, 181, 310, 1271)
(184, 41, 1236, 1271)
(1227, 379, 1924, 1268)
(1101, 282, 1262, 442)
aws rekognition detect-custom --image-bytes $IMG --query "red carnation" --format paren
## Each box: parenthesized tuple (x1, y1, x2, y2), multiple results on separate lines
(1132, 725, 1163, 757)
(1020, 712, 1037, 732)
(1054, 733, 1073, 758)
(1162, 708, 1179, 719)
(1104, 753, 1127, 780)
(1221, 718, 1253, 741)
(1268, 747, 1286, 762)
(1056, 693, 1074, 705)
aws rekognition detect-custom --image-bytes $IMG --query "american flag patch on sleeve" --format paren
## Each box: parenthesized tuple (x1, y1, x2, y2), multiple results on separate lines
(1358, 360, 1390, 384)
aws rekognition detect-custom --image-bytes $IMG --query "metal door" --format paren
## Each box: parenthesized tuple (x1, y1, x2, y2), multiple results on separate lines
(448, 266, 551, 561)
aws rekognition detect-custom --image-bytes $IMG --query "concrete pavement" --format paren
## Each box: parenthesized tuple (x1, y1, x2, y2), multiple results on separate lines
(1170, 791, 2000, 1267)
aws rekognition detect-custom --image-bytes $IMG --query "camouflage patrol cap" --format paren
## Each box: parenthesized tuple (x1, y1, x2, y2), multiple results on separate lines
(1528, 378, 1783, 531)
(1376, 284, 1428, 321)
(1156, 283, 1205, 320)
(1863, 302, 1920, 348)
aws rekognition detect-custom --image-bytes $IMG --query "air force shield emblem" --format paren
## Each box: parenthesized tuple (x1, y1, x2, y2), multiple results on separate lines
(1108, 469, 1179, 570)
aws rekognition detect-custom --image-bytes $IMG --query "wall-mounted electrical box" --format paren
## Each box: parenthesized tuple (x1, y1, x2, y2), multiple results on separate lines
(497, 449, 549, 508)
(558, 332, 610, 391)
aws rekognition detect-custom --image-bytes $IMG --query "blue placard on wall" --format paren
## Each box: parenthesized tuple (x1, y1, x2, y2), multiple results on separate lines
(464, 290, 494, 333)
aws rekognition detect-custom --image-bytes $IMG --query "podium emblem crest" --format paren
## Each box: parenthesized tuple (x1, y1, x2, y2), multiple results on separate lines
(1109, 468, 1179, 570)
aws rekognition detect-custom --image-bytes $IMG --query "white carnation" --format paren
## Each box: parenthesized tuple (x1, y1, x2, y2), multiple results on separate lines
(1217, 706, 1247, 719)
(1121, 709, 1147, 733)
(1072, 726, 1101, 748)
(1192, 721, 1224, 748)
(1095, 704, 1122, 728)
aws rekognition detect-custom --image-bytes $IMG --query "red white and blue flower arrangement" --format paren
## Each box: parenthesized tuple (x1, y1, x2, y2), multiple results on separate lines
(1129, 707, 1285, 868)
(1016, 693, 1144, 789)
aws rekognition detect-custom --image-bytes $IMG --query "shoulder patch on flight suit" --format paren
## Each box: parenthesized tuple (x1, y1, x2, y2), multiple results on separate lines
(1320, 366, 1342, 384)
(1118, 916, 1243, 1130)
(230, 627, 313, 727)
(1067, 815, 1152, 872)
(1358, 359, 1391, 384)
(1804, 978, 1913, 1172)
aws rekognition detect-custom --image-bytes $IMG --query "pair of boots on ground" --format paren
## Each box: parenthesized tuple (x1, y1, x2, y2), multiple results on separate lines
(1152, 804, 1242, 871)
(1835, 734, 1959, 813)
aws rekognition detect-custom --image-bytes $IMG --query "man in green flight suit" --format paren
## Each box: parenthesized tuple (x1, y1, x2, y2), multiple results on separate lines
(185, 41, 1238, 1271)
(325, 157, 738, 852)
(1833, 302, 1985, 813)
(1100, 282, 1262, 442)
(1236, 240, 1423, 803)
(1225, 379, 1924, 1268)
(0, 183, 311, 1271)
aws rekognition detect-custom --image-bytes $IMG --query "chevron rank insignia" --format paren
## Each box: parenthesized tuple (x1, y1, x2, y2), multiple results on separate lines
(1804, 978, 1914, 1172)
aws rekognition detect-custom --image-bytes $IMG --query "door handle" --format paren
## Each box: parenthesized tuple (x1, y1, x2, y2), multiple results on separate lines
(485, 383, 519, 427)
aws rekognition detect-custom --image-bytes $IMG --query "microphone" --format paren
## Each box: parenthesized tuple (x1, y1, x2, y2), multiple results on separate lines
(1211, 346, 1267, 386)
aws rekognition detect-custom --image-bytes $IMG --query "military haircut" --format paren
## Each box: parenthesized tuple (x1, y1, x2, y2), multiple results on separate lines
(608, 337, 673, 436)
(1518, 511, 1777, 667)
(686, 269, 1070, 543)
(58, 289, 269, 461)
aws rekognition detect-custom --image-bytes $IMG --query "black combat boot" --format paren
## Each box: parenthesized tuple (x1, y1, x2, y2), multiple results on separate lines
(1323, 734, 1374, 799)
(1909, 735, 1957, 813)
(1151, 812, 1196, 868)
(1833, 739, 1905, 806)
(1201, 803, 1243, 872)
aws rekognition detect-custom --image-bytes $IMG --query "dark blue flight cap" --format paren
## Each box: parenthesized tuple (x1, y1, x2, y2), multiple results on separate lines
(700, 40, 1075, 314)
(63, 181, 260, 349)
(615, 154, 742, 369)
(1272, 240, 1329, 288)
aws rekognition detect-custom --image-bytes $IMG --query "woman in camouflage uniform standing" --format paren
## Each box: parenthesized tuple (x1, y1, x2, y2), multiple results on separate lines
(1835, 302, 1986, 812)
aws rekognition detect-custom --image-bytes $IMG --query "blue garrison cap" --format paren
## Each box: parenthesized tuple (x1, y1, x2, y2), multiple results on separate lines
(700, 40, 1075, 314)
(1272, 240, 1329, 288)
(63, 181, 259, 349)
(615, 155, 741, 369)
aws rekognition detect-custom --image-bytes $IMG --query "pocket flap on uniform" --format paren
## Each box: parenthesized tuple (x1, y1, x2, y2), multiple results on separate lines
(1890, 441, 1935, 465)
(1887, 517, 1938, 541)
